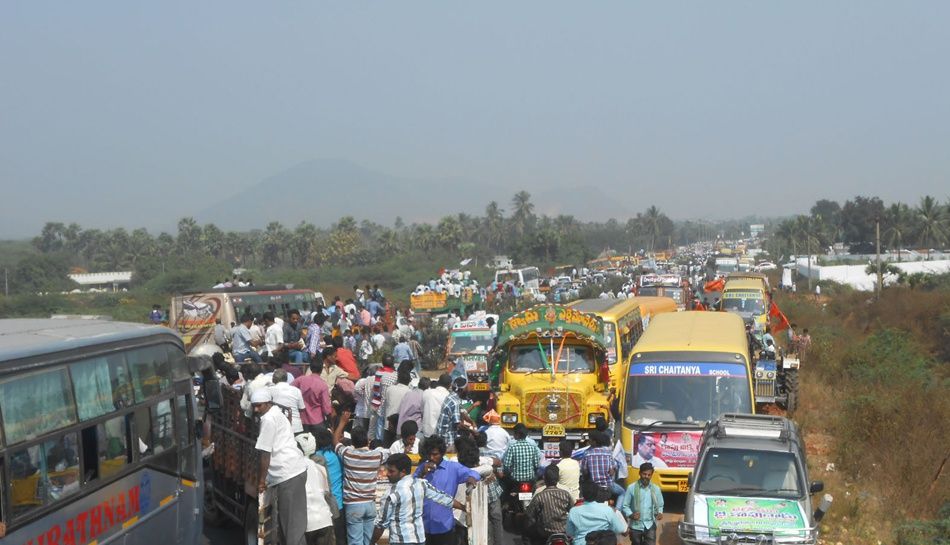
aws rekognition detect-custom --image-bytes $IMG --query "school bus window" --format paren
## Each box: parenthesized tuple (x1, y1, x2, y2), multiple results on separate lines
(176, 395, 196, 476)
(71, 355, 129, 421)
(9, 433, 81, 519)
(0, 368, 77, 445)
(127, 346, 169, 402)
(166, 344, 190, 382)
(133, 406, 153, 458)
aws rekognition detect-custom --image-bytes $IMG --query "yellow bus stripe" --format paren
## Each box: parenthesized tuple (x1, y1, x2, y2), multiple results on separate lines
(160, 495, 174, 506)
(181, 479, 196, 487)
(122, 516, 139, 529)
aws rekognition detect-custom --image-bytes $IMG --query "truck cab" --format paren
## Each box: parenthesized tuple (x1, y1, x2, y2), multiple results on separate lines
(494, 305, 611, 458)
(680, 414, 830, 544)
(446, 320, 495, 399)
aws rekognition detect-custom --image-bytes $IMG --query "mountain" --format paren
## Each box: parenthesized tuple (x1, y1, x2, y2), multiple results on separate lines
(195, 158, 634, 230)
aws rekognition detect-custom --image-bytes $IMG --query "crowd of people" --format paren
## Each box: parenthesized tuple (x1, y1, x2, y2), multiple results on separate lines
(205, 301, 664, 545)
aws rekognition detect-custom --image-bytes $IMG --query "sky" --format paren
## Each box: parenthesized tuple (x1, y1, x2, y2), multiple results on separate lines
(1, 1, 948, 238)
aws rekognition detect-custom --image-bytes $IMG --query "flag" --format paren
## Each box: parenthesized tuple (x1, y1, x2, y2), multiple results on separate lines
(704, 278, 725, 293)
(769, 300, 791, 332)
(459, 258, 473, 266)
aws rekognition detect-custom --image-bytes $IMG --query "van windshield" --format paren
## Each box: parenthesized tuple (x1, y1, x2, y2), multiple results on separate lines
(696, 448, 804, 499)
(511, 344, 594, 373)
(448, 332, 494, 354)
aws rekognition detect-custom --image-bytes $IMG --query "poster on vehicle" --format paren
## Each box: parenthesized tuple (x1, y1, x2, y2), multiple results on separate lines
(631, 431, 703, 469)
(694, 496, 806, 534)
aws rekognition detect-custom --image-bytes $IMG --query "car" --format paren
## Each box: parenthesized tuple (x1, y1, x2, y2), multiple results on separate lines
(679, 414, 832, 544)
(754, 261, 777, 272)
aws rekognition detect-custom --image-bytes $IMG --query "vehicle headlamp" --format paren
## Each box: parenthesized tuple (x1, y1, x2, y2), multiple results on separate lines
(755, 369, 764, 378)
(767, 371, 775, 379)
(588, 412, 605, 424)
(501, 412, 518, 424)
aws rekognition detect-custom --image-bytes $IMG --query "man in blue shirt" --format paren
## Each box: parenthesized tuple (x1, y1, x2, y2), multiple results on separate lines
(413, 435, 480, 545)
(231, 314, 263, 363)
(567, 479, 628, 545)
(621, 463, 664, 545)
(393, 337, 414, 365)
(312, 425, 346, 545)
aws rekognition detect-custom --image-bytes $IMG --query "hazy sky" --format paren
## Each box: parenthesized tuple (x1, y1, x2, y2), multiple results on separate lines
(2, 2, 948, 238)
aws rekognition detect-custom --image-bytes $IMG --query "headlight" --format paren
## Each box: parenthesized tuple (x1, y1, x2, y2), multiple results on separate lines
(755, 369, 764, 378)
(588, 412, 605, 424)
(767, 371, 775, 379)
(502, 412, 518, 424)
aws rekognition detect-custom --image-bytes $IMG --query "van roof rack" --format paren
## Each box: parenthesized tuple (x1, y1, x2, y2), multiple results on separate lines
(714, 413, 790, 441)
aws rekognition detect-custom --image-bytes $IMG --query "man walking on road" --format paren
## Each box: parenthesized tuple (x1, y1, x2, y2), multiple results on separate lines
(621, 463, 664, 545)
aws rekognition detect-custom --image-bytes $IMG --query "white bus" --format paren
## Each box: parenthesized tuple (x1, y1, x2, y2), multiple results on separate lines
(494, 266, 541, 292)
(0, 319, 202, 545)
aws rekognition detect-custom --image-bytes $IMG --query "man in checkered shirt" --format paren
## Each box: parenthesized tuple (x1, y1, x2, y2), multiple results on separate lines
(503, 423, 542, 483)
(581, 430, 625, 501)
(434, 378, 473, 451)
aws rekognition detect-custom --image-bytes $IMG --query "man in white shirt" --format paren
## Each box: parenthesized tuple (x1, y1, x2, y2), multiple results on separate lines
(420, 373, 451, 438)
(264, 312, 284, 359)
(252, 388, 308, 545)
(270, 369, 306, 435)
(294, 433, 336, 544)
(482, 410, 510, 460)
(382, 371, 412, 444)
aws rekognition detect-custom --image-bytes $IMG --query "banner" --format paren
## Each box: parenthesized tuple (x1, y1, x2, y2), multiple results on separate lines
(702, 497, 805, 533)
(629, 362, 747, 378)
(632, 430, 703, 469)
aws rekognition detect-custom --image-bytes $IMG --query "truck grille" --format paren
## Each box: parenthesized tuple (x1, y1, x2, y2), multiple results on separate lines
(755, 378, 775, 398)
(524, 391, 584, 428)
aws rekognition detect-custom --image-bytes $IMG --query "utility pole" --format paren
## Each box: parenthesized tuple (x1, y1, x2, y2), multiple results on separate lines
(875, 215, 883, 298)
(4, 268, 7, 297)
(807, 238, 813, 293)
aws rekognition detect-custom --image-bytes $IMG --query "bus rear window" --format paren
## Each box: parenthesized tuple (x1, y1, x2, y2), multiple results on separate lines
(127, 346, 171, 402)
(8, 433, 80, 519)
(70, 355, 130, 420)
(0, 369, 77, 445)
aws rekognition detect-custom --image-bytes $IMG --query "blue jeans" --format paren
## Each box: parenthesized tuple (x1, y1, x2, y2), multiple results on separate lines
(611, 481, 626, 507)
(287, 349, 307, 363)
(344, 501, 375, 545)
(233, 350, 261, 363)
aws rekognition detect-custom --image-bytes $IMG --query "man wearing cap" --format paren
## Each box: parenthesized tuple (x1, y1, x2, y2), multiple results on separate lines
(252, 388, 309, 545)
(482, 410, 510, 460)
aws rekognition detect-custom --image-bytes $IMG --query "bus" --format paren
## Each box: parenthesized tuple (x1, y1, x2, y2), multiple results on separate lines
(568, 297, 678, 393)
(494, 267, 541, 293)
(720, 276, 770, 334)
(621, 312, 754, 492)
(170, 286, 323, 354)
(0, 319, 202, 545)
(637, 274, 690, 310)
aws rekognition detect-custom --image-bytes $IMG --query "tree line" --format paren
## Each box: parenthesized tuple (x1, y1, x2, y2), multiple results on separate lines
(766, 195, 950, 259)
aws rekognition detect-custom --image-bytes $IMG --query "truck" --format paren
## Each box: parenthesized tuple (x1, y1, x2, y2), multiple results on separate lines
(446, 319, 496, 400)
(493, 304, 611, 458)
(410, 287, 482, 316)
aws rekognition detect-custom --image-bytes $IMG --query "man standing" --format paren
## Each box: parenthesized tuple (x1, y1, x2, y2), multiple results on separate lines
(264, 312, 284, 360)
(392, 335, 414, 365)
(525, 465, 574, 545)
(295, 360, 334, 435)
(434, 380, 473, 452)
(482, 410, 510, 460)
(371, 355, 398, 443)
(232, 314, 263, 363)
(397, 377, 428, 437)
(581, 431, 625, 501)
(371, 453, 465, 545)
(566, 480, 628, 545)
(414, 435, 480, 545)
(421, 374, 451, 438)
(333, 411, 387, 545)
(382, 370, 412, 445)
(621, 463, 664, 545)
(251, 388, 308, 545)
(333, 337, 361, 381)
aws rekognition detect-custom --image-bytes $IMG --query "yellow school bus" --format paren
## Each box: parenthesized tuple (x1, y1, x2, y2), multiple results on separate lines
(568, 297, 678, 392)
(621, 311, 754, 492)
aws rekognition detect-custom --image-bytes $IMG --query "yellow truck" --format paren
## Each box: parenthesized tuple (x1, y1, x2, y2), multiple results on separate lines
(494, 305, 611, 458)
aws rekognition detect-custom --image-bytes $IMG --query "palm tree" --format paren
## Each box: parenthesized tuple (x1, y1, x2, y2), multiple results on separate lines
(510, 191, 535, 238)
(484, 201, 505, 251)
(436, 216, 463, 249)
(643, 206, 662, 252)
(413, 224, 435, 252)
(176, 217, 202, 256)
(883, 202, 913, 261)
(915, 195, 948, 257)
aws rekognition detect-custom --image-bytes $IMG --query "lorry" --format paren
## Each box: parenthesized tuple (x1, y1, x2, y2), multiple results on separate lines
(446, 319, 496, 400)
(492, 304, 611, 458)
(679, 414, 831, 544)
(409, 286, 482, 316)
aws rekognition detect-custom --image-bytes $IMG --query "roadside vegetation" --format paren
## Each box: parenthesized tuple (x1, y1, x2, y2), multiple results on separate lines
(778, 276, 950, 544)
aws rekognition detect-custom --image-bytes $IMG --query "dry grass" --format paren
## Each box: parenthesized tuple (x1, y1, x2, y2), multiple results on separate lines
(774, 285, 950, 544)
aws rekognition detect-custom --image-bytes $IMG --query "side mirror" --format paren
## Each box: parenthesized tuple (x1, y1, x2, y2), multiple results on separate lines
(809, 481, 824, 494)
(687, 472, 693, 487)
(593, 383, 605, 393)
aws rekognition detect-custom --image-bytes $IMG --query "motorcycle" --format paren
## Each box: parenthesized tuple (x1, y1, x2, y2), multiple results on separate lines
(501, 479, 535, 533)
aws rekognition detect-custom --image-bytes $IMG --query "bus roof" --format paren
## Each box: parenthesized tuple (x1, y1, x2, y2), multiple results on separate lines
(570, 296, 677, 319)
(723, 278, 767, 292)
(632, 312, 748, 357)
(0, 319, 179, 364)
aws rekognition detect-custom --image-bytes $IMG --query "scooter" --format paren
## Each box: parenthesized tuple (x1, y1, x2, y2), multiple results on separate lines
(501, 479, 536, 533)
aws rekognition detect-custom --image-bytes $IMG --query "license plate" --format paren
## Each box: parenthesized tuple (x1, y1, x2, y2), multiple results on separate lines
(677, 480, 689, 492)
(469, 382, 489, 391)
(543, 441, 561, 459)
(543, 424, 565, 437)
(518, 492, 533, 501)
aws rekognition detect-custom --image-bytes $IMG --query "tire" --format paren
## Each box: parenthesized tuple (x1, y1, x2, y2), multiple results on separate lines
(785, 369, 799, 414)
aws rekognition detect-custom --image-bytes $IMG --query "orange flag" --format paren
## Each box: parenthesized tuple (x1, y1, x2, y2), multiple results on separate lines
(769, 301, 791, 332)
(704, 278, 725, 292)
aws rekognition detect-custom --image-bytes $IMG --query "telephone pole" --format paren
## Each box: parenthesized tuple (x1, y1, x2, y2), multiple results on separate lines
(875, 215, 883, 298)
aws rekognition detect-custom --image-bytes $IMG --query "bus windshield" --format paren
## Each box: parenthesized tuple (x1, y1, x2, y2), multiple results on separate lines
(496, 272, 519, 283)
(511, 344, 595, 373)
(624, 362, 751, 425)
(696, 448, 804, 498)
(664, 287, 685, 304)
(722, 296, 765, 315)
(638, 287, 659, 296)
(448, 332, 494, 354)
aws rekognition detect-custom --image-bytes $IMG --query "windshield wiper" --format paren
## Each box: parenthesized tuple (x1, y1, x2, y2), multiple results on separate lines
(704, 486, 762, 496)
(524, 367, 550, 375)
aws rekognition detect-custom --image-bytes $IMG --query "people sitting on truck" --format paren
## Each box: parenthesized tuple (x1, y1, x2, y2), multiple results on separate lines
(763, 338, 777, 358)
(232, 314, 263, 363)
(762, 326, 775, 351)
